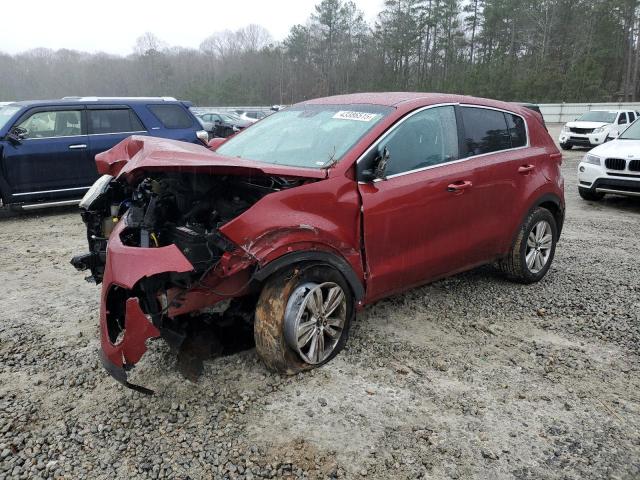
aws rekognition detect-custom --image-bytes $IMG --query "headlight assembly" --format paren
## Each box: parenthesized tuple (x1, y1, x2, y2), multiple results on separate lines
(582, 154, 601, 166)
(79, 174, 113, 210)
(593, 127, 605, 134)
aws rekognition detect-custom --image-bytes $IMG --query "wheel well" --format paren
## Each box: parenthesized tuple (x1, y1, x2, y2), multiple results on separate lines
(252, 251, 365, 302)
(538, 200, 564, 237)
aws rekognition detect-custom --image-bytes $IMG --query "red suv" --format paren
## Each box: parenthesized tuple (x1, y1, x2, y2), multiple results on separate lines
(72, 93, 564, 392)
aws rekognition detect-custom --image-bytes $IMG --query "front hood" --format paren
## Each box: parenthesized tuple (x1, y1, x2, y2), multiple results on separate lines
(95, 135, 327, 182)
(565, 121, 609, 129)
(590, 139, 640, 159)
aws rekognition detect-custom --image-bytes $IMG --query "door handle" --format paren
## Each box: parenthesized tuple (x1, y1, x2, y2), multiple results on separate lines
(447, 180, 473, 193)
(68, 144, 87, 150)
(518, 164, 535, 174)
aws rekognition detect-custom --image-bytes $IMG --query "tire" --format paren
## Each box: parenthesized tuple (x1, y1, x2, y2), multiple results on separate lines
(560, 143, 572, 150)
(254, 263, 354, 374)
(498, 207, 558, 284)
(578, 187, 604, 201)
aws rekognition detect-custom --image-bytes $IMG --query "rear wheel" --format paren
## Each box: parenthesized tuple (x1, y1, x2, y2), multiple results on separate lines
(498, 207, 558, 284)
(578, 187, 604, 201)
(254, 264, 354, 374)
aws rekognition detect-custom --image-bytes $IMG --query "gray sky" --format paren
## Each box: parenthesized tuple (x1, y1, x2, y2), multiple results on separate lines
(0, 0, 384, 56)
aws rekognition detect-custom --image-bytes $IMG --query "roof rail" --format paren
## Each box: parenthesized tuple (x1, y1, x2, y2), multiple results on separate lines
(61, 96, 178, 101)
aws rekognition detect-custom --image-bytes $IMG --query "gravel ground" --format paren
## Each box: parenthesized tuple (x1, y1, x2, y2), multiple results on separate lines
(0, 125, 639, 480)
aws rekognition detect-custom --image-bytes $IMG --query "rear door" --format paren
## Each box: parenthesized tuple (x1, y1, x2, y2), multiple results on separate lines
(86, 105, 147, 168)
(358, 105, 487, 301)
(1, 106, 91, 201)
(457, 105, 538, 257)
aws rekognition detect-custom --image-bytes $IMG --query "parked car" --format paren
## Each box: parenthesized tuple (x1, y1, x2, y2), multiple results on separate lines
(234, 110, 268, 123)
(0, 97, 208, 209)
(558, 109, 637, 150)
(577, 118, 640, 200)
(198, 111, 251, 137)
(72, 93, 564, 393)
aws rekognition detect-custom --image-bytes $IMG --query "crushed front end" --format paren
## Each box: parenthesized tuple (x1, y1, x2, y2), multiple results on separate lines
(73, 168, 305, 392)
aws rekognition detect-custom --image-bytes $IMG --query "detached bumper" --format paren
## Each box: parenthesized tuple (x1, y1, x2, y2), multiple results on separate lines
(99, 221, 193, 392)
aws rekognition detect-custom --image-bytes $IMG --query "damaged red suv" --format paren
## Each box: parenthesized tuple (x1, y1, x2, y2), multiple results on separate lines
(72, 93, 564, 392)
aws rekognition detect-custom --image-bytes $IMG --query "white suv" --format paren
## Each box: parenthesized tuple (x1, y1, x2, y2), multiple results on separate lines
(559, 109, 637, 150)
(577, 118, 640, 200)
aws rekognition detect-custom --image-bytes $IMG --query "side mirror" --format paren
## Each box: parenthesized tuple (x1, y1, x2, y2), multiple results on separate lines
(374, 146, 390, 180)
(7, 126, 27, 144)
(208, 137, 227, 150)
(360, 146, 390, 182)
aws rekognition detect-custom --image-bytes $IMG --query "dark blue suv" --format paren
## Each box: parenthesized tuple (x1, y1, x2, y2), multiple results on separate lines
(0, 97, 208, 209)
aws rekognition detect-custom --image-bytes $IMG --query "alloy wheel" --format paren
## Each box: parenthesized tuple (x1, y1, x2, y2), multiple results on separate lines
(525, 220, 553, 274)
(284, 281, 347, 364)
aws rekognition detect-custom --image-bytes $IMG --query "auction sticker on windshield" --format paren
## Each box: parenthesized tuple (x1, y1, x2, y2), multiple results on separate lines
(333, 111, 379, 122)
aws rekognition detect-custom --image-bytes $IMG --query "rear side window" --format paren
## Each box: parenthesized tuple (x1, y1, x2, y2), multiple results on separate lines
(461, 107, 512, 156)
(88, 109, 144, 134)
(505, 113, 527, 148)
(629, 112, 636, 122)
(148, 104, 193, 129)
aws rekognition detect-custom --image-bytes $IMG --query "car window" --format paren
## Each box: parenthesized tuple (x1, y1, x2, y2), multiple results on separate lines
(0, 105, 21, 130)
(618, 113, 628, 125)
(505, 113, 527, 148)
(147, 104, 193, 129)
(88, 109, 144, 134)
(382, 106, 459, 176)
(629, 112, 636, 122)
(578, 111, 616, 123)
(461, 107, 511, 156)
(18, 110, 82, 139)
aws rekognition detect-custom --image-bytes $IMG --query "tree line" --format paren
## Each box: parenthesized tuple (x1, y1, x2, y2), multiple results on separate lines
(0, 0, 638, 105)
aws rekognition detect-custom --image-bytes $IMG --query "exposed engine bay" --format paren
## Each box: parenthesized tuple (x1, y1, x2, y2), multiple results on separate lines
(73, 172, 305, 283)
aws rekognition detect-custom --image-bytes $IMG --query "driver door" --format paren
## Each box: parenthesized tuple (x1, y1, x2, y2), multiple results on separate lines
(358, 105, 485, 302)
(1, 107, 91, 201)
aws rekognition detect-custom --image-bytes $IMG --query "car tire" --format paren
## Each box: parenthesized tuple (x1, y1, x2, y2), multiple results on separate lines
(254, 263, 354, 374)
(578, 187, 604, 201)
(560, 143, 572, 150)
(498, 207, 558, 284)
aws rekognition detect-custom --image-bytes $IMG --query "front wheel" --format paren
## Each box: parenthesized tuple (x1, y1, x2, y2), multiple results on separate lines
(578, 187, 604, 201)
(254, 264, 354, 374)
(498, 207, 558, 284)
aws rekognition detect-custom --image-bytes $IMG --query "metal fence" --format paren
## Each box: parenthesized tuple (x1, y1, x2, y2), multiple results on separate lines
(191, 103, 640, 125)
(191, 106, 275, 116)
(539, 103, 640, 123)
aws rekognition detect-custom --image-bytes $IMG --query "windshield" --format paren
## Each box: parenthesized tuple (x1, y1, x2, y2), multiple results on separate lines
(0, 105, 20, 130)
(619, 120, 640, 140)
(577, 111, 616, 123)
(216, 104, 392, 168)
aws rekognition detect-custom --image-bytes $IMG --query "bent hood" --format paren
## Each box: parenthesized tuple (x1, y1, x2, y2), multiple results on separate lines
(590, 139, 640, 159)
(95, 135, 327, 181)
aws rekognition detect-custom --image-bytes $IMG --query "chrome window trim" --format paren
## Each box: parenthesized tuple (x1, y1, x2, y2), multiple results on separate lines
(23, 130, 148, 140)
(13, 186, 91, 196)
(357, 102, 530, 183)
